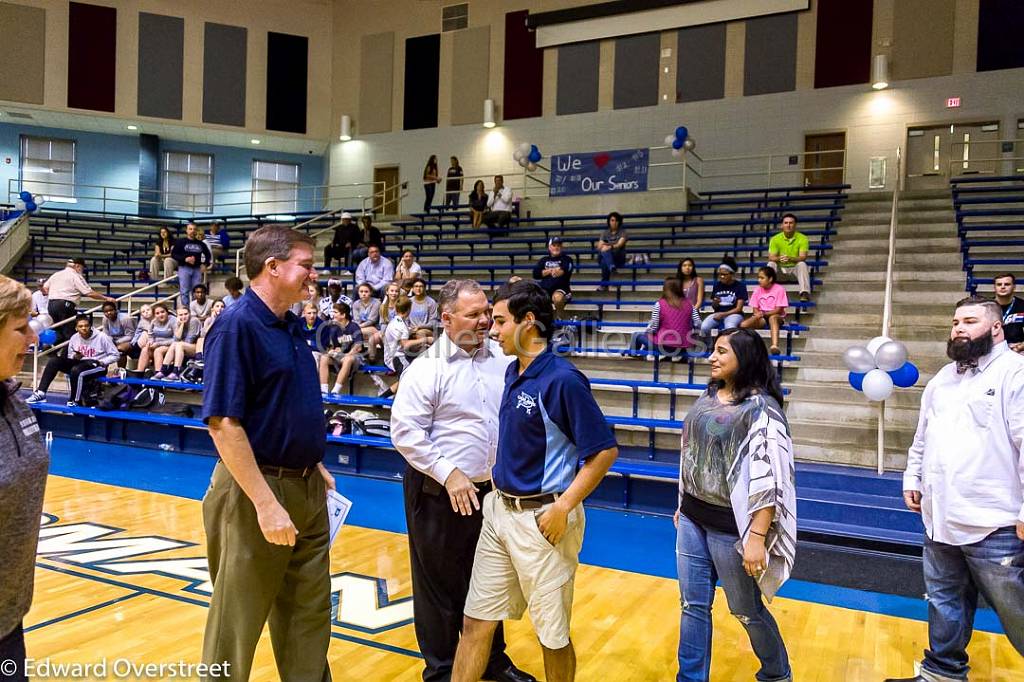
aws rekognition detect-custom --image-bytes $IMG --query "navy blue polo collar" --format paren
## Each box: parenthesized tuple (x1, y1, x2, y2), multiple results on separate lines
(243, 288, 299, 329)
(510, 346, 556, 384)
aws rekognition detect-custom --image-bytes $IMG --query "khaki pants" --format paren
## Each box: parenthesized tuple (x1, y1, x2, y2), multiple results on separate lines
(201, 462, 332, 682)
(150, 255, 177, 280)
(767, 260, 811, 294)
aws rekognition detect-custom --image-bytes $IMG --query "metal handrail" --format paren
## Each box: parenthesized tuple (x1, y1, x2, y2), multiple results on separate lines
(877, 146, 902, 475)
(31, 274, 178, 388)
(234, 207, 347, 277)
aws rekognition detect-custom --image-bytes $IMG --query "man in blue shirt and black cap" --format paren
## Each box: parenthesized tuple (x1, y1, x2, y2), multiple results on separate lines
(452, 280, 618, 682)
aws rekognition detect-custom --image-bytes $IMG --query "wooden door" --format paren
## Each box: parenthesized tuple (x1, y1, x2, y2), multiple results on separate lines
(803, 133, 846, 187)
(373, 166, 400, 217)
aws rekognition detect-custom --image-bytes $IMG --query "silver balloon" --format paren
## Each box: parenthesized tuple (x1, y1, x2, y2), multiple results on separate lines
(862, 369, 894, 402)
(670, 148, 683, 158)
(683, 138, 696, 151)
(29, 318, 45, 335)
(527, 162, 538, 172)
(664, 134, 676, 146)
(512, 149, 523, 161)
(517, 142, 532, 157)
(843, 345, 876, 372)
(518, 157, 529, 168)
(874, 340, 908, 371)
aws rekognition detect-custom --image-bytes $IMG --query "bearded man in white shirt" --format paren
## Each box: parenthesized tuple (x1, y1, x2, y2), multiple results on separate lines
(390, 279, 536, 682)
(886, 297, 1024, 682)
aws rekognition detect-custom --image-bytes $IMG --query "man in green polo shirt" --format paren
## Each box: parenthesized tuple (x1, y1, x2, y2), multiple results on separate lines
(767, 213, 811, 302)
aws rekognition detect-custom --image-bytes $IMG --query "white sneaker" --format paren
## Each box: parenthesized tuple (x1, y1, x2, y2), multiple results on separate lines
(66, 400, 78, 408)
(371, 375, 388, 394)
(26, 390, 46, 404)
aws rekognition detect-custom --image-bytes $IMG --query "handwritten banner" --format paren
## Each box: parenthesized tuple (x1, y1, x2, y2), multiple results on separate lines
(549, 148, 649, 197)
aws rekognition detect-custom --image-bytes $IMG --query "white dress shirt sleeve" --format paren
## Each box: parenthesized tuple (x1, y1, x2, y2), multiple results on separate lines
(390, 360, 457, 486)
(903, 381, 932, 493)
(1010, 374, 1024, 522)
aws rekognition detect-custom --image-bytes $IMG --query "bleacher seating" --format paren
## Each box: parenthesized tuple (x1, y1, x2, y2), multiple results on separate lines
(951, 174, 1024, 292)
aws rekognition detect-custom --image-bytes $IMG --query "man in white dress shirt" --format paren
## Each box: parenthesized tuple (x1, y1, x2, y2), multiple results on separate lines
(391, 279, 536, 682)
(483, 175, 514, 236)
(886, 297, 1024, 682)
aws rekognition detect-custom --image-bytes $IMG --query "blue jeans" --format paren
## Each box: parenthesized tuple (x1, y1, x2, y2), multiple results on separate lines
(177, 264, 203, 306)
(629, 332, 687, 358)
(700, 313, 744, 336)
(676, 514, 791, 682)
(598, 248, 626, 283)
(921, 527, 1024, 680)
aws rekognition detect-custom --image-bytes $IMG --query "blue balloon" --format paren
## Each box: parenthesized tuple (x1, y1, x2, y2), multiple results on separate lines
(675, 126, 689, 141)
(848, 371, 866, 391)
(5, 210, 22, 219)
(888, 362, 919, 388)
(19, 190, 32, 202)
(528, 145, 541, 163)
(671, 138, 684, 150)
(39, 329, 57, 346)
(25, 201, 37, 212)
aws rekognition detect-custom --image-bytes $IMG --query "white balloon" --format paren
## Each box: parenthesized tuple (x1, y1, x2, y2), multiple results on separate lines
(14, 199, 25, 210)
(517, 142, 532, 157)
(518, 157, 529, 168)
(862, 369, 894, 402)
(29, 318, 45, 335)
(512, 149, 523, 161)
(34, 197, 46, 207)
(683, 138, 696, 151)
(527, 162, 538, 171)
(664, 134, 676, 146)
(866, 335, 892, 358)
(36, 313, 52, 328)
(671, 148, 683, 158)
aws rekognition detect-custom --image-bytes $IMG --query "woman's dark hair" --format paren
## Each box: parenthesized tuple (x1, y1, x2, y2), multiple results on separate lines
(662, 276, 684, 307)
(153, 303, 170, 314)
(410, 277, 426, 292)
(493, 280, 554, 340)
(450, 156, 460, 167)
(425, 155, 438, 174)
(712, 328, 784, 407)
(333, 301, 351, 318)
(676, 257, 697, 283)
(757, 266, 777, 285)
(158, 226, 173, 249)
(224, 276, 243, 292)
(606, 211, 623, 229)
(401, 248, 416, 259)
(473, 179, 485, 194)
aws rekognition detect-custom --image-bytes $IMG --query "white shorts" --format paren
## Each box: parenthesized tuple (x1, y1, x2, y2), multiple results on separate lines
(464, 490, 585, 649)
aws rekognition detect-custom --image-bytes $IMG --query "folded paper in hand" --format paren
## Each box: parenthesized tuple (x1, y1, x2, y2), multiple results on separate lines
(327, 489, 352, 545)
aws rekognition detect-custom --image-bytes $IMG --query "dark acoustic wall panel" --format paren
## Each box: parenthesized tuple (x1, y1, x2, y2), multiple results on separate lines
(67, 2, 117, 112)
(0, 3, 46, 104)
(676, 23, 725, 103)
(744, 13, 797, 96)
(613, 32, 660, 110)
(267, 32, 309, 134)
(203, 23, 247, 127)
(403, 34, 440, 130)
(977, 0, 1024, 72)
(556, 41, 600, 116)
(139, 133, 160, 218)
(814, 0, 872, 88)
(138, 13, 184, 119)
(503, 10, 543, 120)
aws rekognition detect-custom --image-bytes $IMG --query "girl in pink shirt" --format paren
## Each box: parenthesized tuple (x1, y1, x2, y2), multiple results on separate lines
(742, 267, 789, 355)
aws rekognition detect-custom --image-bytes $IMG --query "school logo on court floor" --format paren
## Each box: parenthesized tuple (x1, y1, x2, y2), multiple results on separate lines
(35, 513, 413, 634)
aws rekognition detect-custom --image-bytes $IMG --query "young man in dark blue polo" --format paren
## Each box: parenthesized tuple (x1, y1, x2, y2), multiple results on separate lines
(452, 280, 619, 682)
(201, 225, 334, 682)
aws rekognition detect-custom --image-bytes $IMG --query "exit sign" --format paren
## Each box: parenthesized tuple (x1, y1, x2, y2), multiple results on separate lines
(947, 97, 961, 108)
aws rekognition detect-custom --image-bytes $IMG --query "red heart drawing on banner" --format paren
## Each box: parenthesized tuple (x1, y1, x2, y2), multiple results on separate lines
(593, 153, 611, 168)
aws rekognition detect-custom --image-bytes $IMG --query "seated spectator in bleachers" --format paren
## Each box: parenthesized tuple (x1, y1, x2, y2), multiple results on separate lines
(136, 304, 176, 372)
(203, 221, 229, 268)
(352, 214, 385, 263)
(194, 299, 225, 360)
(31, 277, 49, 324)
(533, 237, 574, 318)
(355, 245, 395, 297)
(374, 295, 431, 398)
(408, 278, 438, 342)
(153, 307, 201, 380)
(291, 282, 321, 317)
(741, 267, 789, 355)
(468, 180, 487, 228)
(299, 303, 326, 366)
(221, 276, 245, 309)
(189, 284, 213, 323)
(626, 277, 700, 360)
(171, 222, 211, 306)
(675, 257, 705, 310)
(100, 302, 136, 366)
(699, 257, 748, 341)
(27, 314, 120, 406)
(319, 302, 363, 396)
(380, 283, 401, 327)
(767, 213, 811, 302)
(483, 174, 514, 235)
(595, 211, 628, 290)
(394, 249, 422, 293)
(150, 226, 176, 281)
(318, 278, 353, 320)
(352, 283, 383, 362)
(128, 304, 154, 364)
(324, 212, 359, 271)
(993, 272, 1024, 353)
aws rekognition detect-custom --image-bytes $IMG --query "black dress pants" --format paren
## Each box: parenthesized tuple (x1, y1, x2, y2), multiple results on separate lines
(403, 467, 512, 682)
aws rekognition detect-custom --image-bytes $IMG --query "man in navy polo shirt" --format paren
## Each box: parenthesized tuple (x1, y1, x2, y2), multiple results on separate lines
(452, 281, 618, 682)
(200, 225, 334, 682)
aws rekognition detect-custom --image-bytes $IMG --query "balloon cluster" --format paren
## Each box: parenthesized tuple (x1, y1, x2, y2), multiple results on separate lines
(663, 126, 696, 158)
(512, 143, 542, 171)
(844, 336, 920, 401)
(13, 190, 46, 215)
(28, 315, 57, 346)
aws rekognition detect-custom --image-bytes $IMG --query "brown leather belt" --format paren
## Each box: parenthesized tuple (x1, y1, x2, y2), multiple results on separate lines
(497, 490, 559, 512)
(258, 464, 315, 478)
